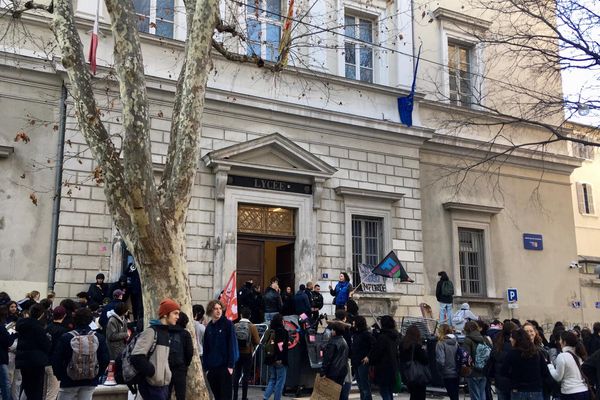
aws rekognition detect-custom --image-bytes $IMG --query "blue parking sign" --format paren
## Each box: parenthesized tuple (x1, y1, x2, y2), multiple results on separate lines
(507, 288, 518, 303)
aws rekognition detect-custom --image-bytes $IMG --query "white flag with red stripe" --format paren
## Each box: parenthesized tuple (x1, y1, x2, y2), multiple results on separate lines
(88, 0, 99, 75)
(219, 271, 238, 320)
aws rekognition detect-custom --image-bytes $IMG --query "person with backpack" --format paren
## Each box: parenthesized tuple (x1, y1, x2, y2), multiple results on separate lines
(436, 271, 454, 326)
(51, 307, 109, 400)
(488, 321, 517, 400)
(105, 302, 129, 361)
(463, 321, 491, 400)
(263, 314, 289, 400)
(399, 324, 429, 400)
(203, 300, 239, 400)
(547, 330, 590, 400)
(15, 303, 51, 400)
(351, 316, 375, 400)
(46, 306, 68, 400)
(452, 303, 478, 333)
(168, 312, 193, 400)
(129, 298, 180, 400)
(501, 329, 551, 400)
(233, 307, 260, 400)
(435, 324, 459, 400)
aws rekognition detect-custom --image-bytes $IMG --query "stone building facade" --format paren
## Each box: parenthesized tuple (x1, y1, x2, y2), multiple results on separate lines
(1, 0, 596, 323)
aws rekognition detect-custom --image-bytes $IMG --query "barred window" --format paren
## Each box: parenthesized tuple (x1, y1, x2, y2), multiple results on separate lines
(458, 228, 485, 296)
(448, 42, 472, 106)
(351, 215, 383, 286)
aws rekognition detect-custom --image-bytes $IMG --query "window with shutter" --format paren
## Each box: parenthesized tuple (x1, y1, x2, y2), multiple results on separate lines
(576, 182, 595, 215)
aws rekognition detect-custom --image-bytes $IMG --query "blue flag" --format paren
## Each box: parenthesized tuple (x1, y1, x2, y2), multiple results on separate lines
(398, 44, 422, 127)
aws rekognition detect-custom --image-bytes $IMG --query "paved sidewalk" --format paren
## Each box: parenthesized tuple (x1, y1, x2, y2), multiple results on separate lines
(246, 385, 456, 399)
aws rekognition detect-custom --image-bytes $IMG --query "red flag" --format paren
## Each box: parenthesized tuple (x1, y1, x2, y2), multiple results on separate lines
(88, 1, 99, 75)
(219, 271, 238, 320)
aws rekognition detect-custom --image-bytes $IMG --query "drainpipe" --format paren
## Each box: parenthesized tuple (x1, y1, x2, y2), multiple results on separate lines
(48, 84, 68, 292)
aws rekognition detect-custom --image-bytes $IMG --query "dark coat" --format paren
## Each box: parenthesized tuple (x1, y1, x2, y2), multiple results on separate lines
(371, 328, 403, 386)
(463, 330, 489, 378)
(15, 317, 51, 368)
(321, 335, 349, 385)
(489, 339, 513, 392)
(293, 290, 311, 316)
(168, 325, 194, 370)
(501, 349, 550, 392)
(436, 278, 453, 304)
(99, 299, 123, 329)
(202, 316, 238, 370)
(264, 326, 289, 366)
(311, 291, 324, 310)
(350, 330, 375, 367)
(51, 327, 110, 388)
(263, 287, 282, 313)
(399, 341, 429, 383)
(281, 293, 295, 316)
(47, 321, 68, 358)
(0, 324, 16, 365)
(87, 283, 110, 306)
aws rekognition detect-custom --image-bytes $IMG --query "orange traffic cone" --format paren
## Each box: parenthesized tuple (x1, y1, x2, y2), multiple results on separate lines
(104, 360, 117, 386)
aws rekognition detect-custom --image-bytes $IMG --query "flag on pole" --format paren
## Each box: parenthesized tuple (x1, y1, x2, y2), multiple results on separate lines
(219, 271, 238, 320)
(372, 251, 413, 282)
(278, 0, 294, 65)
(88, 0, 100, 75)
(397, 43, 422, 127)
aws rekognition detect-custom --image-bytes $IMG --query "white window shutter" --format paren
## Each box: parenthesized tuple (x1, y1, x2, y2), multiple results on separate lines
(576, 183, 586, 214)
(587, 184, 595, 214)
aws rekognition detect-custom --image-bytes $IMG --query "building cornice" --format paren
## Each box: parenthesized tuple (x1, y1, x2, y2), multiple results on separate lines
(423, 134, 582, 174)
(442, 202, 503, 215)
(432, 7, 492, 31)
(0, 145, 15, 158)
(334, 186, 405, 201)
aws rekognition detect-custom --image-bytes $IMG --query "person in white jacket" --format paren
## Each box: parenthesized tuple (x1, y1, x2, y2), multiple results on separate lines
(451, 303, 478, 333)
(547, 330, 590, 400)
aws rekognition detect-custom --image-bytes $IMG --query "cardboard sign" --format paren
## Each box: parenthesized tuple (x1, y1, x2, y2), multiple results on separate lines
(311, 374, 342, 400)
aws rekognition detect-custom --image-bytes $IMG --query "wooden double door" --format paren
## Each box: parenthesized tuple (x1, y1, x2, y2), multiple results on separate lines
(237, 237, 295, 292)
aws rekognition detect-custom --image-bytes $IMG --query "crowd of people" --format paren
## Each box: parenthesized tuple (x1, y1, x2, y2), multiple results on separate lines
(2, 269, 600, 400)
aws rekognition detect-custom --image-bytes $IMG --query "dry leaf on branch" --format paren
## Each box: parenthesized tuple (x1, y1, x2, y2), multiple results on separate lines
(29, 193, 38, 206)
(14, 132, 31, 143)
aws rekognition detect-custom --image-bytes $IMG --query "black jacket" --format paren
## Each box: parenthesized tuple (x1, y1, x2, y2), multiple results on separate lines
(264, 326, 289, 366)
(263, 287, 282, 313)
(436, 278, 453, 304)
(370, 329, 402, 386)
(489, 339, 513, 392)
(311, 291, 324, 310)
(0, 324, 15, 365)
(281, 293, 294, 316)
(15, 317, 51, 368)
(351, 330, 375, 367)
(51, 327, 110, 388)
(47, 321, 68, 358)
(293, 290, 311, 316)
(168, 325, 194, 370)
(501, 349, 550, 392)
(321, 335, 349, 385)
(586, 335, 600, 357)
(88, 283, 110, 306)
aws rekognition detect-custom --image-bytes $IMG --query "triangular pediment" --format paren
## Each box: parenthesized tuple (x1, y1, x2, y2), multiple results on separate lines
(202, 133, 337, 178)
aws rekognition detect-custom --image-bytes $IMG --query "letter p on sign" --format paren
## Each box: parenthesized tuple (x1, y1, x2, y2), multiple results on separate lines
(507, 288, 518, 303)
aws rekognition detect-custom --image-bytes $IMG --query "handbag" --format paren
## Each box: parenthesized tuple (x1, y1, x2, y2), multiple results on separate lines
(404, 344, 432, 386)
(567, 352, 598, 400)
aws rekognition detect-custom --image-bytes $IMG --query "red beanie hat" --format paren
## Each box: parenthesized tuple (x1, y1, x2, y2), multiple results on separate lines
(158, 299, 180, 318)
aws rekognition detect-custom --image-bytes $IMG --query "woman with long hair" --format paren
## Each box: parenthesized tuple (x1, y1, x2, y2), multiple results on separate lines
(5, 302, 19, 324)
(489, 321, 517, 400)
(17, 291, 40, 313)
(329, 273, 353, 310)
(435, 324, 459, 400)
(263, 314, 289, 400)
(548, 331, 589, 400)
(351, 316, 375, 400)
(399, 324, 429, 400)
(370, 316, 402, 400)
(501, 329, 551, 400)
(463, 321, 490, 400)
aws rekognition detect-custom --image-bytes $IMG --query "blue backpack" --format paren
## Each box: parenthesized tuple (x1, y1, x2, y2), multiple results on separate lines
(455, 345, 473, 377)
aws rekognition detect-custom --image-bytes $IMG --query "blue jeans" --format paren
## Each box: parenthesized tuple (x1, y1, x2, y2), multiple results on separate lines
(340, 382, 352, 400)
(511, 391, 545, 400)
(355, 364, 372, 400)
(264, 364, 287, 400)
(0, 365, 11, 400)
(468, 376, 487, 400)
(497, 389, 512, 400)
(264, 312, 278, 325)
(380, 383, 394, 400)
(439, 303, 453, 325)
